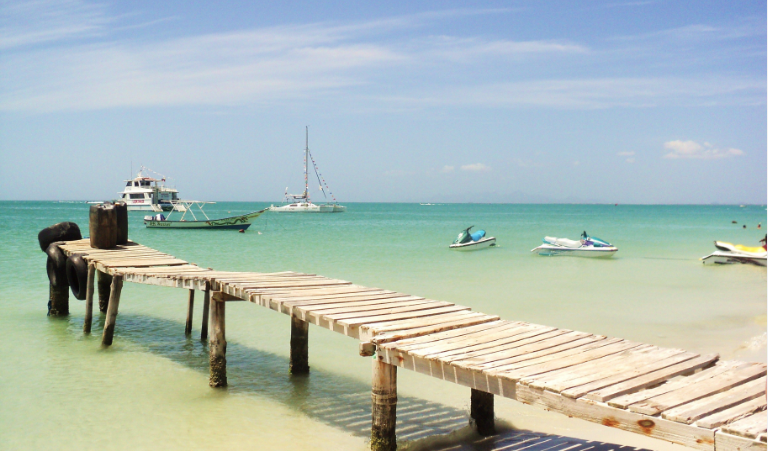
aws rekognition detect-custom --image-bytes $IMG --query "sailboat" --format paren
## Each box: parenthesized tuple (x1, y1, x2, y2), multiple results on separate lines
(270, 127, 346, 213)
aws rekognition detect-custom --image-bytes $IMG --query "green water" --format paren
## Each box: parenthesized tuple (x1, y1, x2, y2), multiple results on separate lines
(1, 202, 765, 450)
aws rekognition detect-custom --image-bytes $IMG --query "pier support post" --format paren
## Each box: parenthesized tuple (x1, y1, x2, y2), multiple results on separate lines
(371, 358, 397, 451)
(209, 292, 227, 387)
(49, 283, 69, 317)
(289, 315, 310, 375)
(185, 289, 195, 336)
(470, 388, 495, 436)
(101, 274, 123, 346)
(97, 270, 112, 313)
(83, 263, 96, 334)
(200, 287, 210, 341)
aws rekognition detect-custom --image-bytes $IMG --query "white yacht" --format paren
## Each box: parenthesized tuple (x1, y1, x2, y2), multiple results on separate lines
(270, 127, 346, 213)
(118, 166, 179, 211)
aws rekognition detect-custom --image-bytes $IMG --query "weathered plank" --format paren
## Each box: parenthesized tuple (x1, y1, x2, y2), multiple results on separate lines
(696, 396, 766, 429)
(662, 376, 766, 424)
(721, 411, 768, 439)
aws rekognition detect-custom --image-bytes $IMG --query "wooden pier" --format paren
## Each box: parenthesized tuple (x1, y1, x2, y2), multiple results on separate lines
(52, 239, 766, 451)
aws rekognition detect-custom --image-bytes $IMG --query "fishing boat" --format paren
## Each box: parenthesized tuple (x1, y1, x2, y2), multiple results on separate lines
(701, 236, 767, 266)
(270, 127, 345, 213)
(119, 166, 180, 211)
(531, 231, 618, 257)
(449, 226, 496, 250)
(144, 201, 266, 230)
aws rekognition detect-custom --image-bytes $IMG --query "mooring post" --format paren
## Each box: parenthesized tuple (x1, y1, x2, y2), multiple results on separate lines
(83, 262, 96, 334)
(371, 358, 397, 451)
(49, 282, 69, 317)
(209, 292, 227, 387)
(185, 289, 195, 336)
(289, 315, 310, 375)
(200, 286, 210, 341)
(470, 388, 496, 436)
(101, 274, 123, 346)
(97, 270, 113, 313)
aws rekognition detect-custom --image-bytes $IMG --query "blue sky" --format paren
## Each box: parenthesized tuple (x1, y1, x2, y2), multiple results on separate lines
(1, 0, 765, 204)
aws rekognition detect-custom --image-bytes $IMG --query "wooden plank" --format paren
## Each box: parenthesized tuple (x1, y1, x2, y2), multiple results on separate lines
(368, 313, 500, 343)
(721, 411, 768, 439)
(714, 431, 766, 451)
(408, 323, 552, 359)
(300, 297, 431, 317)
(336, 305, 471, 328)
(562, 351, 702, 399)
(514, 383, 716, 451)
(102, 258, 188, 267)
(627, 362, 766, 416)
(587, 353, 719, 403)
(380, 320, 518, 351)
(482, 336, 620, 374)
(662, 376, 766, 424)
(696, 396, 767, 429)
(320, 300, 454, 322)
(608, 361, 741, 409)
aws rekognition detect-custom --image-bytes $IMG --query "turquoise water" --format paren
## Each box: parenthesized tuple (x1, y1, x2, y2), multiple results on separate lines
(1, 202, 765, 450)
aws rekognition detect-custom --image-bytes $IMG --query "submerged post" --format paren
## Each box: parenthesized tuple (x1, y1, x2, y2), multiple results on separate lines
(289, 315, 310, 374)
(371, 358, 397, 451)
(209, 292, 227, 387)
(101, 274, 123, 346)
(49, 283, 69, 317)
(470, 388, 495, 436)
(83, 263, 96, 334)
(200, 287, 210, 341)
(97, 270, 112, 313)
(185, 289, 195, 336)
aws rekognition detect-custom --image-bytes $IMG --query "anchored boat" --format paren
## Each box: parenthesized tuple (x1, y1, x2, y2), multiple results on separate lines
(532, 231, 617, 257)
(119, 166, 180, 211)
(701, 236, 767, 266)
(449, 226, 496, 250)
(270, 127, 345, 213)
(144, 201, 266, 230)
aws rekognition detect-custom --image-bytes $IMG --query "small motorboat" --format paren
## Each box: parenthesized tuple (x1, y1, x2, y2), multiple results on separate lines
(144, 201, 266, 230)
(449, 226, 496, 251)
(531, 231, 617, 257)
(701, 236, 766, 266)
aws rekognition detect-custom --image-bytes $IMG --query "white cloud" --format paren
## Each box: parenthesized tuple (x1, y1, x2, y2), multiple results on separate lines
(572, 161, 580, 166)
(460, 163, 490, 172)
(625, 157, 636, 163)
(663, 140, 744, 160)
(440, 165, 455, 173)
(616, 151, 635, 156)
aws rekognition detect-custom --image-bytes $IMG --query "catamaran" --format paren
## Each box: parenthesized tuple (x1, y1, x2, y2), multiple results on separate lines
(270, 127, 346, 213)
(144, 201, 266, 230)
(118, 166, 180, 211)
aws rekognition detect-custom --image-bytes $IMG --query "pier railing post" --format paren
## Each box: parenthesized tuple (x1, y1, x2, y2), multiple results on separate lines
(371, 358, 397, 451)
(289, 315, 310, 375)
(185, 289, 195, 336)
(470, 388, 495, 436)
(97, 270, 113, 313)
(200, 286, 210, 341)
(101, 274, 123, 346)
(83, 263, 96, 334)
(209, 292, 227, 387)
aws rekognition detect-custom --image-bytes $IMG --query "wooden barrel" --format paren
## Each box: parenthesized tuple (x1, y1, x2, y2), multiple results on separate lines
(89, 203, 117, 249)
(114, 201, 128, 245)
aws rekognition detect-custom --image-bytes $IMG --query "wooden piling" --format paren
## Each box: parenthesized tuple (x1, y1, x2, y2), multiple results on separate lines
(209, 292, 227, 387)
(185, 289, 195, 336)
(371, 358, 397, 451)
(101, 274, 123, 346)
(97, 270, 112, 313)
(200, 287, 210, 341)
(83, 263, 95, 334)
(290, 315, 310, 375)
(470, 388, 496, 436)
(49, 282, 69, 317)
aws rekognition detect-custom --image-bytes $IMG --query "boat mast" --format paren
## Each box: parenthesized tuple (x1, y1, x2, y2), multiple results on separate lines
(304, 126, 309, 203)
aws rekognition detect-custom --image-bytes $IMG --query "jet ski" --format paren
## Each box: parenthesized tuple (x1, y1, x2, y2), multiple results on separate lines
(531, 231, 617, 257)
(701, 235, 766, 266)
(449, 226, 496, 250)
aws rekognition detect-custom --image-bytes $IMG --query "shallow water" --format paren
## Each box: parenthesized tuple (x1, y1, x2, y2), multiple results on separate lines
(1, 202, 765, 450)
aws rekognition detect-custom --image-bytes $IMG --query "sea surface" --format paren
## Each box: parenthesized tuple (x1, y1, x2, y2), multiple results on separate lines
(1, 201, 765, 451)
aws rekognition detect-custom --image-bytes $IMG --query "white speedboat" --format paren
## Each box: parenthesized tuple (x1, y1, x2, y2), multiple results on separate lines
(449, 226, 496, 251)
(532, 232, 617, 257)
(144, 201, 266, 230)
(271, 127, 345, 213)
(118, 166, 179, 211)
(701, 237, 766, 266)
